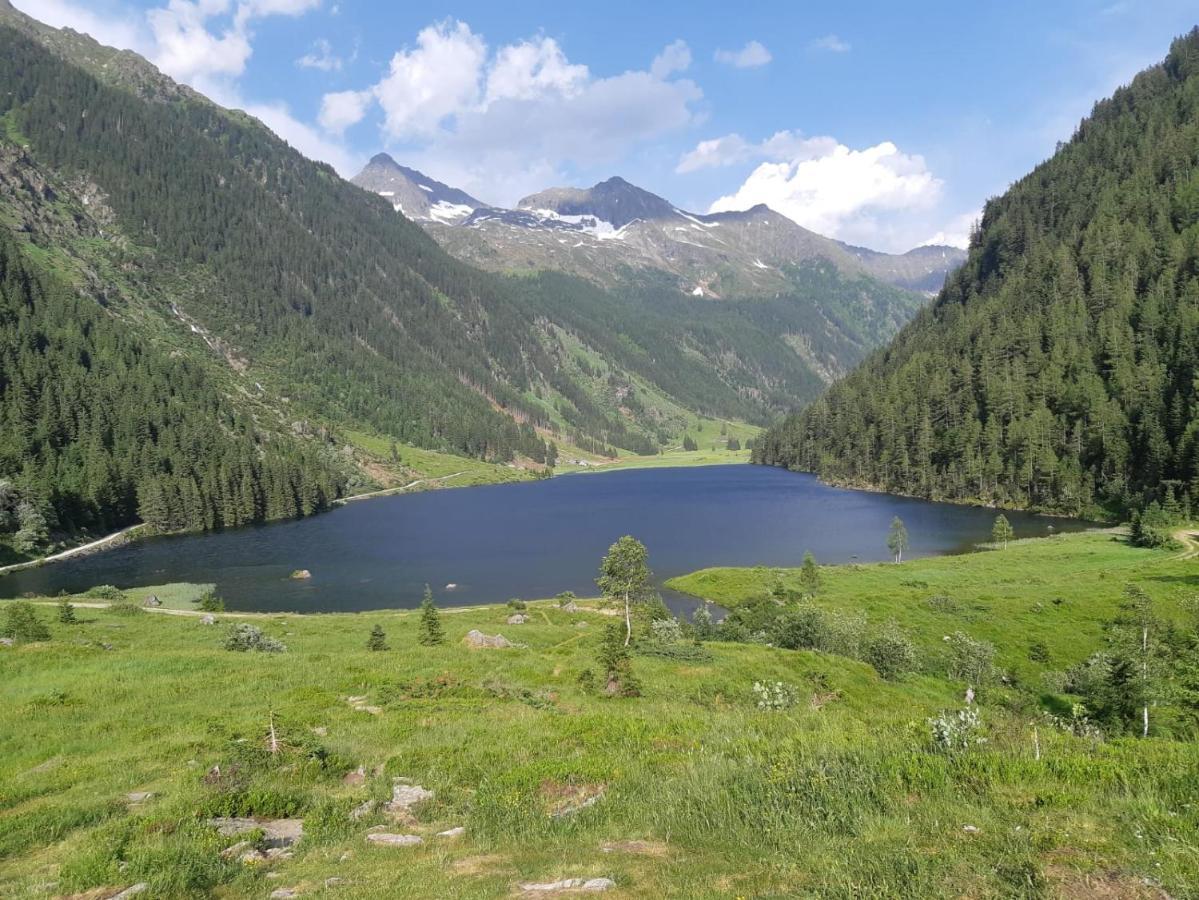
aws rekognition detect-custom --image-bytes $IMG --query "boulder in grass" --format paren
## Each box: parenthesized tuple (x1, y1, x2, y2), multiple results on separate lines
(143, 595, 161, 607)
(518, 877, 615, 893)
(506, 613, 528, 624)
(463, 629, 512, 649)
(385, 779, 434, 819)
(366, 833, 423, 847)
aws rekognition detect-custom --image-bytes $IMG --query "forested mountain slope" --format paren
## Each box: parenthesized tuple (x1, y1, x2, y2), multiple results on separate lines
(756, 29, 1199, 519)
(0, 5, 873, 553)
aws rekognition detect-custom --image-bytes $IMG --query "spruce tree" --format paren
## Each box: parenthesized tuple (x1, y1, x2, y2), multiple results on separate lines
(57, 597, 77, 625)
(992, 514, 1014, 549)
(418, 586, 444, 646)
(367, 623, 388, 651)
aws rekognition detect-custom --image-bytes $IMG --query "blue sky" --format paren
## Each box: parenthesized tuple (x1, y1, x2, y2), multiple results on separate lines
(19, 0, 1199, 251)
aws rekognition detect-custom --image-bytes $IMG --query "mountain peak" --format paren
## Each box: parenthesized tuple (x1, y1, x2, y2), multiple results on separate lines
(518, 176, 677, 229)
(351, 156, 482, 224)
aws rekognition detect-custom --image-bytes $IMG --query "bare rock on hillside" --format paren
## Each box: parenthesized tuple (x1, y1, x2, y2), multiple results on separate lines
(463, 629, 513, 649)
(507, 613, 528, 624)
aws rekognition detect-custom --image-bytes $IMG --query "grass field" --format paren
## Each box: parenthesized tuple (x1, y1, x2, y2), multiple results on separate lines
(1, 532, 1197, 898)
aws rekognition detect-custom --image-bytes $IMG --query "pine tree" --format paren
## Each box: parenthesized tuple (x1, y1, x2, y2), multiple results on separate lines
(57, 597, 77, 625)
(418, 586, 444, 646)
(992, 514, 1014, 549)
(367, 623, 388, 651)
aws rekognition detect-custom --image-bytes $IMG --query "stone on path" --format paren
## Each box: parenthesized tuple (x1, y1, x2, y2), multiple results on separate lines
(518, 877, 615, 893)
(463, 629, 513, 649)
(366, 833, 422, 847)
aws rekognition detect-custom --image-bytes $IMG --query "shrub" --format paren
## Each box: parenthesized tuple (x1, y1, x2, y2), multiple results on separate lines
(864, 623, 918, 680)
(598, 622, 639, 697)
(928, 707, 986, 753)
(83, 585, 126, 601)
(57, 598, 77, 625)
(555, 591, 576, 608)
(223, 624, 287, 653)
(576, 668, 597, 693)
(108, 602, 143, 617)
(2, 601, 51, 643)
(944, 631, 997, 684)
(752, 680, 797, 710)
(691, 602, 716, 641)
(506, 598, 527, 610)
(367, 624, 388, 651)
(1028, 640, 1051, 664)
(648, 617, 683, 645)
(198, 590, 225, 613)
(773, 604, 826, 650)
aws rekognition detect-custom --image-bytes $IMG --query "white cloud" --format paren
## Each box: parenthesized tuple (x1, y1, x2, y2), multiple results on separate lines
(487, 36, 588, 103)
(318, 89, 371, 133)
(714, 40, 772, 68)
(296, 37, 342, 71)
(809, 34, 851, 53)
(319, 25, 701, 204)
(147, 0, 253, 84)
(650, 39, 691, 79)
(920, 210, 979, 249)
(373, 20, 487, 139)
(709, 140, 943, 250)
(12, 0, 150, 53)
(676, 129, 837, 173)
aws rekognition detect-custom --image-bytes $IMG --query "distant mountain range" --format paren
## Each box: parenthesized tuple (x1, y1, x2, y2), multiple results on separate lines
(352, 154, 966, 297)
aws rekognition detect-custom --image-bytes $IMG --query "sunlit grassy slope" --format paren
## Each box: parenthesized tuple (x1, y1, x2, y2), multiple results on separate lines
(1, 531, 1196, 897)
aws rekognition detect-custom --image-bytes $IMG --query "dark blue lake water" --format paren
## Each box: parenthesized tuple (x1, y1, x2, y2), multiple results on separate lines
(0, 466, 1086, 613)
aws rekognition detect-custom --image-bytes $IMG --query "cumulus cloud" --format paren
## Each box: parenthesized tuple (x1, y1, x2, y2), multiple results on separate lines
(676, 129, 837, 173)
(318, 89, 372, 133)
(373, 20, 487, 139)
(487, 35, 588, 103)
(920, 210, 979, 249)
(296, 37, 342, 71)
(650, 39, 691, 79)
(317, 29, 701, 204)
(147, 0, 254, 84)
(708, 139, 943, 249)
(809, 34, 851, 53)
(714, 40, 771, 68)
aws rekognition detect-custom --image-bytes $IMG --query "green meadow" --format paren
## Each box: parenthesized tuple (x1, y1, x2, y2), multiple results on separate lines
(0, 530, 1196, 898)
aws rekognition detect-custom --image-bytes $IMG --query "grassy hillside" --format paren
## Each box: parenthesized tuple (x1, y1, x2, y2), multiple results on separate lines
(2, 531, 1196, 898)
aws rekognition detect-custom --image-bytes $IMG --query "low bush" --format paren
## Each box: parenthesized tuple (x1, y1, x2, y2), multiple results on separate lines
(223, 624, 287, 653)
(2, 601, 51, 643)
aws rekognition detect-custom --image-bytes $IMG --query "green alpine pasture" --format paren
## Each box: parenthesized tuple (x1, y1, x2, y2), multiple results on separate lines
(1, 530, 1197, 898)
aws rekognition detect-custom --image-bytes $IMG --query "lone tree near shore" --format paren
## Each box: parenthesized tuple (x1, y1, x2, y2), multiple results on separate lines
(887, 517, 909, 564)
(418, 586, 444, 646)
(992, 514, 1014, 550)
(799, 551, 821, 594)
(597, 535, 654, 646)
